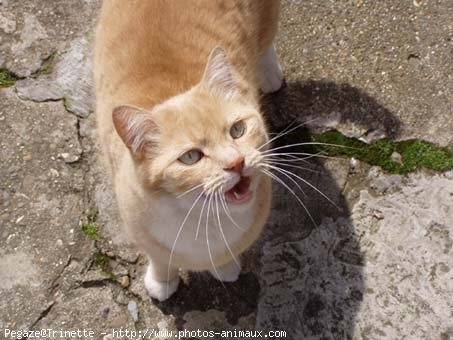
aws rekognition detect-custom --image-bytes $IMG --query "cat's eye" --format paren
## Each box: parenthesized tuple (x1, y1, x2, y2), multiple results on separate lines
(230, 120, 246, 139)
(178, 149, 203, 165)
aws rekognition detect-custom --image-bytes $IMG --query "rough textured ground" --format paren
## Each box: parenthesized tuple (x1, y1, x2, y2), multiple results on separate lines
(1, 1, 452, 339)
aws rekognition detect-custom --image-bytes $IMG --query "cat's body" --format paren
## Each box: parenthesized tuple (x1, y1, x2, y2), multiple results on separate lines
(94, 0, 282, 300)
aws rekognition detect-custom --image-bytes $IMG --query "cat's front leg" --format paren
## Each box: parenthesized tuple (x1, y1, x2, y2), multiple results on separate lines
(258, 44, 284, 94)
(144, 259, 179, 301)
(209, 258, 241, 282)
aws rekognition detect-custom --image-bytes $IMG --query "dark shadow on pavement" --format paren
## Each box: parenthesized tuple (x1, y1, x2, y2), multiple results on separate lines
(264, 80, 401, 140)
(154, 80, 401, 340)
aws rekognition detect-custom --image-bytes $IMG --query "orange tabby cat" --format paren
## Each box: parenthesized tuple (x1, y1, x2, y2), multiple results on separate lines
(94, 0, 282, 300)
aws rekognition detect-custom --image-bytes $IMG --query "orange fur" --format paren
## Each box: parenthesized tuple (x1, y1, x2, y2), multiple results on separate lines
(94, 0, 280, 300)
(95, 0, 279, 153)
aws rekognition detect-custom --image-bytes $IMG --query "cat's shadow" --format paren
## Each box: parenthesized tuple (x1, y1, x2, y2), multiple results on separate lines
(154, 81, 401, 339)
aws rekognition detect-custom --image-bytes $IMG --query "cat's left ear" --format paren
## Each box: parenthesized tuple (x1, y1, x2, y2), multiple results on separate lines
(112, 105, 158, 159)
(202, 46, 242, 98)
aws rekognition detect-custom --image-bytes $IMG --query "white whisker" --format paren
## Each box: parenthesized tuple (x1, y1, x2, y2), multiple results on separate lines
(266, 159, 321, 174)
(262, 141, 353, 154)
(166, 190, 204, 297)
(266, 164, 340, 210)
(263, 153, 314, 166)
(219, 186, 246, 232)
(177, 176, 222, 198)
(261, 168, 316, 226)
(205, 193, 223, 286)
(257, 122, 298, 151)
(262, 152, 339, 160)
(257, 118, 319, 151)
(262, 163, 307, 197)
(177, 182, 206, 198)
(195, 194, 208, 240)
(215, 193, 240, 268)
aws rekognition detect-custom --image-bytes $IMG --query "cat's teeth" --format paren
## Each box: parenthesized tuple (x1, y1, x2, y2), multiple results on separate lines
(233, 191, 241, 200)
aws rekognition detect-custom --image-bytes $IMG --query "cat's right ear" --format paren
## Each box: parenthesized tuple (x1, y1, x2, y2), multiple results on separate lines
(112, 106, 157, 159)
(202, 46, 242, 99)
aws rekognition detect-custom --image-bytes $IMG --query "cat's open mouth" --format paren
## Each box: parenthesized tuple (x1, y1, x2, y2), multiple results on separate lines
(225, 176, 252, 204)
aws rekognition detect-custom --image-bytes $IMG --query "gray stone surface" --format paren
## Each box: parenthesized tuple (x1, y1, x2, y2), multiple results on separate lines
(258, 169, 453, 339)
(0, 88, 90, 329)
(34, 287, 135, 332)
(0, 1, 452, 339)
(183, 311, 256, 340)
(273, 1, 453, 146)
(0, 0, 99, 77)
(16, 37, 95, 118)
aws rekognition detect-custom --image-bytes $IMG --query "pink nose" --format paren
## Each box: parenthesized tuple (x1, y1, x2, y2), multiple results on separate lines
(224, 156, 245, 174)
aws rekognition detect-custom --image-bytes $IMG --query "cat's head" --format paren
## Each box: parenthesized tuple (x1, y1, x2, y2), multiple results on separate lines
(113, 47, 268, 208)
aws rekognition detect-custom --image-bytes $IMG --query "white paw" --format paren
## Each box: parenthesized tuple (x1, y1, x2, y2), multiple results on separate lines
(258, 44, 284, 94)
(144, 268, 179, 301)
(210, 260, 241, 282)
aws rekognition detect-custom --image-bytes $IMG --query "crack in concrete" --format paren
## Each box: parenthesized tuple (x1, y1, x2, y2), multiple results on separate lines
(80, 279, 110, 289)
(1, 51, 57, 88)
(25, 302, 55, 338)
(48, 255, 73, 296)
(70, 113, 144, 303)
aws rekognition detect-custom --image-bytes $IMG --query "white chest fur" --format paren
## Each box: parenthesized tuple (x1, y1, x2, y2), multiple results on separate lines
(147, 192, 255, 265)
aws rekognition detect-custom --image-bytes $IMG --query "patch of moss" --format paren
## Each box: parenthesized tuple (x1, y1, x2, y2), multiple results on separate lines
(94, 252, 117, 282)
(311, 131, 453, 174)
(397, 140, 453, 173)
(0, 70, 19, 87)
(94, 252, 110, 272)
(82, 223, 101, 241)
(82, 209, 101, 240)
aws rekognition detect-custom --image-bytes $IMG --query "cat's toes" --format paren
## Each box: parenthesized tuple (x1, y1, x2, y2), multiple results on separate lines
(210, 260, 241, 282)
(144, 270, 179, 301)
(258, 45, 284, 94)
(259, 64, 284, 94)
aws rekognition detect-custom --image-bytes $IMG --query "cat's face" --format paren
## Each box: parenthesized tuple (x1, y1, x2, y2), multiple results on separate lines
(113, 47, 268, 207)
(151, 88, 267, 205)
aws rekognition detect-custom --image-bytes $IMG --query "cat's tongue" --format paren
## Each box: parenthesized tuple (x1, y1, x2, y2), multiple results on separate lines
(225, 176, 252, 204)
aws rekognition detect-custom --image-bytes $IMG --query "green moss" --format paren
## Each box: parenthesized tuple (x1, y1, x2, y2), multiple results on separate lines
(82, 209, 101, 240)
(397, 140, 453, 173)
(0, 70, 19, 87)
(311, 131, 453, 174)
(82, 223, 101, 241)
(94, 252, 117, 282)
(94, 252, 109, 271)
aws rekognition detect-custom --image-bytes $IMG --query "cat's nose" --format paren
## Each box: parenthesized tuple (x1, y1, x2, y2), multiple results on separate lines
(224, 156, 245, 174)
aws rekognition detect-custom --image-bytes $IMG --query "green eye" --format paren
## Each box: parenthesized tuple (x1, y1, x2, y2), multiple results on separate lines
(230, 120, 246, 139)
(178, 149, 203, 165)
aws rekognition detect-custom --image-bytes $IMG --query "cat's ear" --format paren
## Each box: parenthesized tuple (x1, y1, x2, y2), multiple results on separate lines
(112, 105, 157, 158)
(202, 46, 241, 98)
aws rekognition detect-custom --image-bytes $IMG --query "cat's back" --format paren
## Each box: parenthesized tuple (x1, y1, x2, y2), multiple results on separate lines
(95, 0, 279, 104)
(94, 0, 279, 173)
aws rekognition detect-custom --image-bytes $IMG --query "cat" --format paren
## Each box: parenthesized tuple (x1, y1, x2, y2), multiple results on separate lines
(94, 0, 283, 301)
